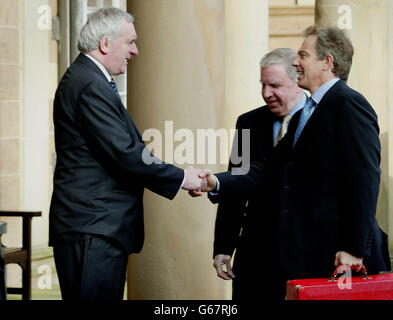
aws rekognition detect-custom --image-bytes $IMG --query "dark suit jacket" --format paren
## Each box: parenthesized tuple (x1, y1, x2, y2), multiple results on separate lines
(213, 80, 391, 279)
(213, 106, 275, 261)
(49, 54, 184, 254)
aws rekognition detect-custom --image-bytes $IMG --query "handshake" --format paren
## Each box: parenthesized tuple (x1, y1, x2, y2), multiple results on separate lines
(181, 166, 217, 196)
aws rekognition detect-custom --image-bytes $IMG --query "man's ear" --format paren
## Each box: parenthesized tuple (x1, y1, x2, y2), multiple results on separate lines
(324, 54, 334, 71)
(99, 36, 110, 54)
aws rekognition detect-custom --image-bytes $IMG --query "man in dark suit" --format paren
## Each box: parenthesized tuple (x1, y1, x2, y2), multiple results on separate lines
(212, 48, 306, 300)
(49, 7, 204, 301)
(199, 26, 391, 297)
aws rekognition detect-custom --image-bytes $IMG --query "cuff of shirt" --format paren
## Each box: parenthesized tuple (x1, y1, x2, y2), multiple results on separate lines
(179, 169, 186, 189)
(208, 176, 220, 196)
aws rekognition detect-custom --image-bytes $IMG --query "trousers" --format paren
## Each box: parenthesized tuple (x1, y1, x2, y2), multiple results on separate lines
(53, 234, 129, 301)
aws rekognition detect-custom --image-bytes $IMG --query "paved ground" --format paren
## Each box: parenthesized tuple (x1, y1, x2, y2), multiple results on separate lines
(7, 255, 61, 300)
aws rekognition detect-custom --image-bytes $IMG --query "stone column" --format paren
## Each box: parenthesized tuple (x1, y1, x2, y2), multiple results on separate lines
(70, 0, 87, 63)
(126, 0, 268, 299)
(0, 0, 58, 289)
(225, 0, 269, 131)
(315, 0, 393, 256)
(23, 0, 58, 256)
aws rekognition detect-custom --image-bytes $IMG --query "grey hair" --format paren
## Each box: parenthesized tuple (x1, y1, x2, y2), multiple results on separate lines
(260, 48, 299, 83)
(78, 7, 134, 53)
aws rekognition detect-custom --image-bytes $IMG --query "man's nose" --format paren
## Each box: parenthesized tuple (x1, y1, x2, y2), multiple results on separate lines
(262, 86, 272, 98)
(292, 57, 299, 66)
(131, 44, 139, 56)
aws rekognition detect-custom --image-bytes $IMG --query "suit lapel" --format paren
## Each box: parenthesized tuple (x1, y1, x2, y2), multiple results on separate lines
(285, 109, 301, 149)
(253, 107, 274, 160)
(77, 54, 124, 104)
(75, 54, 109, 83)
(292, 80, 345, 150)
(76, 53, 143, 143)
(260, 107, 274, 149)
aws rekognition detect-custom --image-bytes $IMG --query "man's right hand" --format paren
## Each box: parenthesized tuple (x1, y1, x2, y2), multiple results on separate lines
(334, 251, 363, 272)
(213, 254, 235, 280)
(188, 169, 217, 197)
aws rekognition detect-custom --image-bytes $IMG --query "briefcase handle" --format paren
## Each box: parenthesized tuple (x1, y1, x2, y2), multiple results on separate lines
(329, 265, 371, 282)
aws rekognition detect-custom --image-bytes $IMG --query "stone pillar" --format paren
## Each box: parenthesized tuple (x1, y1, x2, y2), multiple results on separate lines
(225, 0, 269, 131)
(23, 0, 58, 255)
(126, 0, 268, 299)
(0, 0, 58, 289)
(315, 0, 393, 256)
(70, 0, 87, 63)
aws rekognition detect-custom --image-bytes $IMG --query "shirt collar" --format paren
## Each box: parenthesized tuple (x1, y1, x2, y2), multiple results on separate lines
(84, 53, 112, 82)
(311, 77, 340, 105)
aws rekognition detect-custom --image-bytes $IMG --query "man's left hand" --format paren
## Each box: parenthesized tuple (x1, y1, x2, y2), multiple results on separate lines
(334, 251, 363, 272)
(188, 169, 216, 197)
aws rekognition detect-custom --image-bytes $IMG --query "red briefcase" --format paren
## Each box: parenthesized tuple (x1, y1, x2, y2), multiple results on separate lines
(286, 266, 393, 300)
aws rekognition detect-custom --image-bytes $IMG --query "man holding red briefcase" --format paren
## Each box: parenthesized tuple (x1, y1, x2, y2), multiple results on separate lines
(197, 25, 391, 299)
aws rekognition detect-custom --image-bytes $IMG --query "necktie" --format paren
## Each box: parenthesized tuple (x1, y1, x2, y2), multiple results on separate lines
(293, 98, 315, 147)
(110, 78, 120, 98)
(274, 114, 292, 147)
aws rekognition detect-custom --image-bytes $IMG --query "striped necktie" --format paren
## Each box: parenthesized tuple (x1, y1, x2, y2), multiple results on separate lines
(293, 97, 315, 147)
(110, 78, 120, 98)
(274, 114, 292, 147)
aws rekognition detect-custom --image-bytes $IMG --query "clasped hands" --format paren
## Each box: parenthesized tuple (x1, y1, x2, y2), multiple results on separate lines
(181, 166, 217, 195)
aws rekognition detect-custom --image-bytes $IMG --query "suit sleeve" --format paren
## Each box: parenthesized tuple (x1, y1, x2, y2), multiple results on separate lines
(75, 80, 184, 200)
(211, 129, 290, 203)
(336, 94, 381, 257)
(213, 117, 248, 257)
